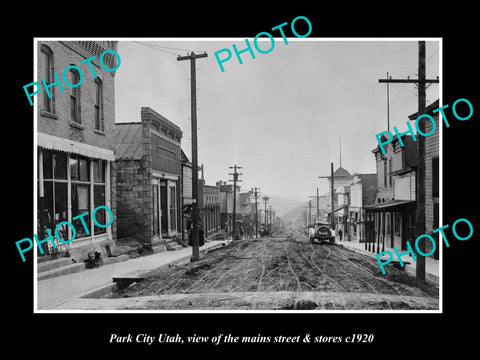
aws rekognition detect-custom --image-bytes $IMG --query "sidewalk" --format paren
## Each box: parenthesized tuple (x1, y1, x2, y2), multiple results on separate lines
(337, 239, 440, 285)
(36, 240, 228, 310)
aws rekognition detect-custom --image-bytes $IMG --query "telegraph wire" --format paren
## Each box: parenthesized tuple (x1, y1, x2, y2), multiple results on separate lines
(132, 41, 179, 56)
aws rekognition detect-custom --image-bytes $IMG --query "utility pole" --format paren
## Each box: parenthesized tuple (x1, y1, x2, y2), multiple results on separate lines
(228, 165, 242, 240)
(386, 72, 391, 132)
(416, 42, 427, 281)
(378, 41, 437, 281)
(251, 187, 260, 238)
(177, 51, 208, 262)
(262, 196, 269, 235)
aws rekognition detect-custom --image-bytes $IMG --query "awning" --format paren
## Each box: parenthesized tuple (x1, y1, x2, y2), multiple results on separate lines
(38, 132, 115, 161)
(364, 200, 415, 211)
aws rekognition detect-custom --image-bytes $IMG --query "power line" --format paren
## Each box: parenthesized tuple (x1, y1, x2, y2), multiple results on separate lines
(132, 41, 179, 56)
(133, 41, 207, 57)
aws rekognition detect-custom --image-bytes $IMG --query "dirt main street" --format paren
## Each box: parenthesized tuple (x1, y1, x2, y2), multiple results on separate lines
(104, 232, 439, 310)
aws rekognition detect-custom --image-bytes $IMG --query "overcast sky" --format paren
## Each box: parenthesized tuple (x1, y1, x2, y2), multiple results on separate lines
(114, 38, 440, 202)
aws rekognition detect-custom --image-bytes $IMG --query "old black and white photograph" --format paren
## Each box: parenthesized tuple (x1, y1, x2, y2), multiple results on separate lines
(33, 38, 441, 312)
(7, 5, 480, 355)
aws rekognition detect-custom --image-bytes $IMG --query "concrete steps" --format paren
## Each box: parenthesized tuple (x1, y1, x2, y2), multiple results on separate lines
(38, 258, 85, 281)
(164, 237, 185, 251)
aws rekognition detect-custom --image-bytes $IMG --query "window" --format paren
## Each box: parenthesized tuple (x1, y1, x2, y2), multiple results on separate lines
(152, 184, 159, 235)
(389, 159, 393, 186)
(394, 212, 400, 236)
(93, 160, 106, 234)
(383, 160, 388, 188)
(70, 155, 90, 238)
(40, 151, 68, 246)
(68, 68, 81, 123)
(169, 186, 177, 232)
(94, 78, 104, 131)
(432, 157, 439, 199)
(40, 45, 54, 113)
(38, 150, 111, 250)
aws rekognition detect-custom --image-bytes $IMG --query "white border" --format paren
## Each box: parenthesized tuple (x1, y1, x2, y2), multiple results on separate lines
(33, 37, 442, 314)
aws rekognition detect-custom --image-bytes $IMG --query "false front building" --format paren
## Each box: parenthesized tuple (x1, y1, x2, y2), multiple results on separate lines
(115, 107, 182, 250)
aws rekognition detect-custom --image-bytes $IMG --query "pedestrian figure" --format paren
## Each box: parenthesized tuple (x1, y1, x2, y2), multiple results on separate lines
(199, 222, 205, 247)
(338, 228, 343, 241)
(188, 220, 205, 247)
(308, 225, 315, 242)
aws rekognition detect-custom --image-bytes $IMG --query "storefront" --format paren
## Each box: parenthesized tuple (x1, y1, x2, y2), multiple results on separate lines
(37, 133, 115, 260)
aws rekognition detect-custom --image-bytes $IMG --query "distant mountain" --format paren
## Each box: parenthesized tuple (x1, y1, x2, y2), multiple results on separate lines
(262, 194, 304, 218)
(280, 203, 307, 225)
(279, 192, 331, 225)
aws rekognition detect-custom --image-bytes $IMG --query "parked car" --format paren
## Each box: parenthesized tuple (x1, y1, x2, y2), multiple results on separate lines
(310, 222, 335, 244)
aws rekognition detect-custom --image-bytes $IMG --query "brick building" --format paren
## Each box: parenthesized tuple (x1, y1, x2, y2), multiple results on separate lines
(36, 40, 118, 261)
(114, 107, 182, 250)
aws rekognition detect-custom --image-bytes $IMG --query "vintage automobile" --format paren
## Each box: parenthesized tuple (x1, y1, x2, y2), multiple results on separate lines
(310, 222, 335, 244)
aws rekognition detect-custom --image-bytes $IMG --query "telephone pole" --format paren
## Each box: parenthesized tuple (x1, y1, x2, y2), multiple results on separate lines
(378, 41, 437, 281)
(262, 196, 269, 235)
(319, 162, 348, 229)
(177, 51, 208, 262)
(228, 165, 242, 240)
(251, 187, 260, 238)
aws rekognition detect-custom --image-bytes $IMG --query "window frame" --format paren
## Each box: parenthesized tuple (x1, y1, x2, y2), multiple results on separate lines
(40, 44, 54, 113)
(94, 78, 104, 132)
(68, 67, 81, 124)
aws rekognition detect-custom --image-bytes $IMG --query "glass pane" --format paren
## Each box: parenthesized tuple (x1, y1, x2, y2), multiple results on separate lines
(53, 152, 67, 179)
(152, 185, 159, 235)
(70, 96, 77, 122)
(72, 183, 90, 238)
(42, 181, 54, 230)
(79, 158, 89, 181)
(69, 156, 78, 181)
(41, 50, 52, 112)
(54, 182, 67, 223)
(94, 185, 106, 234)
(169, 186, 176, 231)
(95, 106, 100, 129)
(54, 182, 68, 241)
(42, 150, 53, 179)
(93, 160, 105, 183)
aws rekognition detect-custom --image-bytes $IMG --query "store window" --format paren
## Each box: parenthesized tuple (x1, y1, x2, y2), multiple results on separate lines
(93, 159, 106, 234)
(169, 185, 177, 232)
(40, 151, 68, 245)
(39, 149, 111, 247)
(70, 155, 90, 238)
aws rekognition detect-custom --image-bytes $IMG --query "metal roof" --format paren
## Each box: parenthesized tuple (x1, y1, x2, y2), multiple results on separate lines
(114, 123, 144, 160)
